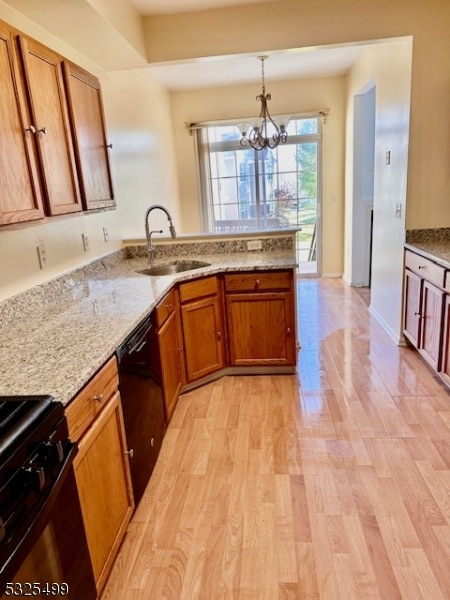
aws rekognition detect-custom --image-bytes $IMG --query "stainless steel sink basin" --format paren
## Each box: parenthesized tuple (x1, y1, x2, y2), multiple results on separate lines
(137, 260, 211, 276)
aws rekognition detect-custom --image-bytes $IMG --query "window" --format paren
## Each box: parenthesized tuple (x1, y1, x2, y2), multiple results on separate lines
(195, 116, 321, 272)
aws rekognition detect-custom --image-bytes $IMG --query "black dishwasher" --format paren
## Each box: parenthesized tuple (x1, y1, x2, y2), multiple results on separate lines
(116, 315, 166, 506)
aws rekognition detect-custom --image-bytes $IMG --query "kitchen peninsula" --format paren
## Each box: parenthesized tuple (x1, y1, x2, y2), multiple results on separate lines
(0, 230, 298, 404)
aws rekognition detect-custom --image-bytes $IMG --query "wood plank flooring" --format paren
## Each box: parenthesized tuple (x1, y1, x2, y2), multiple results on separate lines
(101, 278, 450, 600)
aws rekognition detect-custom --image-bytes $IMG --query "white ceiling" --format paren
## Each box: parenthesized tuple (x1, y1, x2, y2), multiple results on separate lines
(130, 0, 280, 16)
(132, 0, 368, 90)
(144, 45, 366, 91)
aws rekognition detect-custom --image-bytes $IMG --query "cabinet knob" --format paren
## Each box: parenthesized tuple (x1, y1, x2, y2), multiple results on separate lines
(217, 331, 222, 341)
(125, 448, 134, 458)
(25, 125, 36, 134)
(254, 279, 260, 288)
(287, 328, 291, 335)
(106, 143, 113, 149)
(150, 438, 155, 447)
(418, 265, 425, 270)
(38, 126, 47, 135)
(92, 393, 103, 402)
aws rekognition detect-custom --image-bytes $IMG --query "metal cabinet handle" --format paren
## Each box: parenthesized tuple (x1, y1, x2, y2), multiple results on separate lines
(418, 265, 425, 270)
(125, 449, 134, 458)
(150, 438, 155, 447)
(38, 127, 47, 135)
(106, 143, 113, 149)
(25, 125, 36, 134)
(92, 394, 103, 402)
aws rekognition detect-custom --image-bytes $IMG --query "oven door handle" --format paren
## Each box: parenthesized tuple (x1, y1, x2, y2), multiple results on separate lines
(0, 442, 78, 587)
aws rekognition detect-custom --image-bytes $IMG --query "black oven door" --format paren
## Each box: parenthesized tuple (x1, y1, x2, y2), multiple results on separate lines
(0, 424, 96, 600)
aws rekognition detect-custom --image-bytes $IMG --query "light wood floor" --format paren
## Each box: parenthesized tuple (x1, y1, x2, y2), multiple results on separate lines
(102, 279, 450, 600)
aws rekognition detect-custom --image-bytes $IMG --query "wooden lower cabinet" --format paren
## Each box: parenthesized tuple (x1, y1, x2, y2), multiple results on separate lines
(441, 295, 450, 385)
(66, 357, 134, 596)
(225, 271, 296, 367)
(157, 308, 183, 421)
(150, 288, 183, 422)
(420, 280, 445, 370)
(179, 276, 226, 382)
(403, 268, 422, 348)
(403, 249, 448, 382)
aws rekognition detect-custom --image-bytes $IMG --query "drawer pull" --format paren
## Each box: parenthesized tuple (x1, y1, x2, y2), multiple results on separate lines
(150, 438, 155, 447)
(255, 279, 260, 287)
(418, 265, 425, 270)
(217, 331, 222, 341)
(125, 448, 134, 458)
(92, 394, 103, 403)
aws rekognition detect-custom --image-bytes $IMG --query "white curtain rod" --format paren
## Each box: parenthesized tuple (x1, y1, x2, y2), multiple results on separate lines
(186, 108, 331, 132)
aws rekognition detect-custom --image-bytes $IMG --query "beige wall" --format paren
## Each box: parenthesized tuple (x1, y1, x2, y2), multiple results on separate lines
(171, 76, 346, 276)
(144, 0, 450, 231)
(0, 2, 180, 300)
(345, 40, 413, 342)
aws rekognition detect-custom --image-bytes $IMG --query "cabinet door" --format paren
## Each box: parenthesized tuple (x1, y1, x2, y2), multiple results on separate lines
(181, 295, 225, 382)
(227, 292, 296, 367)
(17, 35, 82, 215)
(73, 390, 134, 596)
(441, 295, 450, 385)
(403, 268, 422, 348)
(158, 309, 182, 421)
(0, 23, 44, 225)
(419, 280, 444, 371)
(63, 61, 115, 210)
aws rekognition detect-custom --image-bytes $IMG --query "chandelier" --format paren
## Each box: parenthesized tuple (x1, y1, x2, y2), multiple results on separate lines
(240, 55, 288, 151)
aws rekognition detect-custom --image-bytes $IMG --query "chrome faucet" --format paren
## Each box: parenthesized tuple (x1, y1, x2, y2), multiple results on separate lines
(145, 204, 177, 264)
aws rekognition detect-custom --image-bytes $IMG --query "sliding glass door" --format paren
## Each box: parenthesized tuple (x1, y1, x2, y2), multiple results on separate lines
(198, 117, 321, 274)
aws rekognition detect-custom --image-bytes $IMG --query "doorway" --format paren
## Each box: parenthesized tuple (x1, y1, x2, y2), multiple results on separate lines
(351, 82, 376, 289)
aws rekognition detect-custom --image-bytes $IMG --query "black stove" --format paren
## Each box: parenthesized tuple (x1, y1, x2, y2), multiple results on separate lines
(0, 395, 76, 586)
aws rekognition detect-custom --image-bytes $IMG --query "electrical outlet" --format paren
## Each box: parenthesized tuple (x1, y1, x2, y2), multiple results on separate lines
(36, 244, 47, 269)
(82, 233, 90, 252)
(247, 239, 263, 251)
(103, 227, 109, 242)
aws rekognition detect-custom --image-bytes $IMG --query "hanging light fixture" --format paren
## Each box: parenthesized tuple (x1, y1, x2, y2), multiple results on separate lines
(239, 55, 288, 151)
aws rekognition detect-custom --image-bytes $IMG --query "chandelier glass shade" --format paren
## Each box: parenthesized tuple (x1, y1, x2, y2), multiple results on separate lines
(239, 55, 288, 152)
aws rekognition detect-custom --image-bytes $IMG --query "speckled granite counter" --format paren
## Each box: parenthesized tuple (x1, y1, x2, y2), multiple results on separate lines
(405, 227, 450, 269)
(0, 237, 297, 405)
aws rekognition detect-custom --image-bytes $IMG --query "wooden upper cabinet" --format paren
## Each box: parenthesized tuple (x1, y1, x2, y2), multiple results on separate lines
(17, 35, 82, 216)
(63, 61, 115, 210)
(0, 22, 44, 225)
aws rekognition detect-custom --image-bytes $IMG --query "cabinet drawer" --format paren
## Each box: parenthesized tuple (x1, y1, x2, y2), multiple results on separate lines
(225, 270, 292, 293)
(66, 355, 119, 441)
(405, 250, 445, 288)
(179, 275, 218, 303)
(154, 287, 177, 328)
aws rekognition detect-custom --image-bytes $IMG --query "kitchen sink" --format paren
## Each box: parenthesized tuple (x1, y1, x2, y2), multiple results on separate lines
(137, 260, 211, 276)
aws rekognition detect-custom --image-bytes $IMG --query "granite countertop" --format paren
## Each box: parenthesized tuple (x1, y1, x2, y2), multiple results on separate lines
(0, 243, 297, 406)
(405, 228, 450, 269)
(404, 241, 450, 269)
